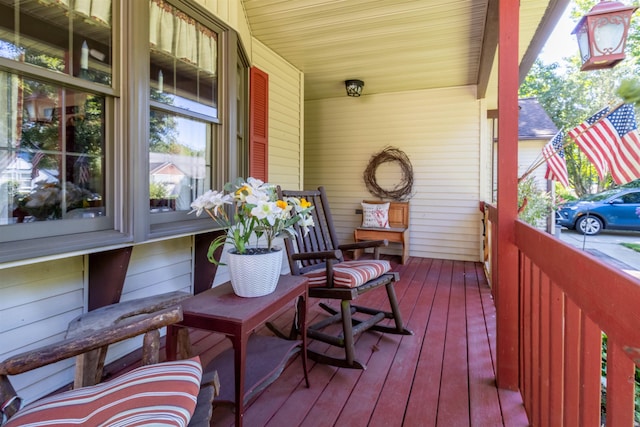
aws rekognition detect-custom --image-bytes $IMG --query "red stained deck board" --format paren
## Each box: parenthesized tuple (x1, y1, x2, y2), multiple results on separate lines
(404, 259, 453, 426)
(437, 260, 471, 426)
(334, 258, 424, 426)
(299, 273, 397, 426)
(369, 257, 436, 426)
(107, 256, 528, 426)
(466, 262, 503, 426)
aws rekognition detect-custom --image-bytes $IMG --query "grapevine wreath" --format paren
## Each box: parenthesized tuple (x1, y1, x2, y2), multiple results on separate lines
(363, 146, 414, 200)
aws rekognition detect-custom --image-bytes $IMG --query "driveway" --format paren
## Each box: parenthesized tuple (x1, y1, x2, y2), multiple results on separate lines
(558, 229, 640, 279)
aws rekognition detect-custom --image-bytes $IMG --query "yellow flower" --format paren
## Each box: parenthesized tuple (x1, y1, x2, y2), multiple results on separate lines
(300, 198, 311, 209)
(276, 200, 288, 210)
(235, 185, 252, 201)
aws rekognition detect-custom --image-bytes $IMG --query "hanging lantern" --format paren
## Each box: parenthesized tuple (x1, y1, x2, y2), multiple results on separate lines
(24, 92, 56, 122)
(572, 1, 637, 71)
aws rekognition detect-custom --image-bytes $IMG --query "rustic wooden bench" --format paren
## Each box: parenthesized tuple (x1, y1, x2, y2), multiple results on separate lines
(354, 200, 410, 264)
(0, 292, 218, 427)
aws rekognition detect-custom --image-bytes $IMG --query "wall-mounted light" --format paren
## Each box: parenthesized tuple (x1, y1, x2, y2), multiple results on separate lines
(345, 79, 364, 97)
(572, 1, 637, 71)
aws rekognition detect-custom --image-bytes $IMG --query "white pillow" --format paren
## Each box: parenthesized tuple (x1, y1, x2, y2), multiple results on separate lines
(361, 202, 390, 228)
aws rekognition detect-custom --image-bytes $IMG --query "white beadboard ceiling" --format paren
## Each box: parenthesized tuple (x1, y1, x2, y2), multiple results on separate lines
(241, 0, 570, 101)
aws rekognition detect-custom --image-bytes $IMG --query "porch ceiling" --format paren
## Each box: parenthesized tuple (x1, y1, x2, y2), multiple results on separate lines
(241, 0, 570, 102)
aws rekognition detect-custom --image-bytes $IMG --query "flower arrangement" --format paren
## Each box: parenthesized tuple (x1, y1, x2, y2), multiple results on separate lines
(189, 177, 314, 263)
(16, 182, 96, 220)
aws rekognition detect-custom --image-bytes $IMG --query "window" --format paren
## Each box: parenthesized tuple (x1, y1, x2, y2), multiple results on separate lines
(0, 0, 249, 260)
(0, 0, 113, 85)
(0, 0, 111, 238)
(621, 191, 640, 204)
(149, 111, 210, 215)
(148, 0, 220, 222)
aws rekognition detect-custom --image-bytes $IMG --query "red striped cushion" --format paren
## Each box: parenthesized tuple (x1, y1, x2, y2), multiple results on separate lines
(5, 356, 202, 427)
(303, 260, 391, 288)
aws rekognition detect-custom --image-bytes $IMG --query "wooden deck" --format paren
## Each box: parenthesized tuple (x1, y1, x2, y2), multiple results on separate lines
(177, 257, 530, 427)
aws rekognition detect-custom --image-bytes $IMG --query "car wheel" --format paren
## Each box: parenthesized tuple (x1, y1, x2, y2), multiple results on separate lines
(576, 215, 603, 235)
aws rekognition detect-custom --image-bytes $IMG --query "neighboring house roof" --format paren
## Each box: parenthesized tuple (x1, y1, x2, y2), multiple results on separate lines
(150, 162, 185, 177)
(518, 98, 558, 140)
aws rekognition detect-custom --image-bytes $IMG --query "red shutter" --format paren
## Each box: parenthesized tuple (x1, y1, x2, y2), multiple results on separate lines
(249, 67, 268, 182)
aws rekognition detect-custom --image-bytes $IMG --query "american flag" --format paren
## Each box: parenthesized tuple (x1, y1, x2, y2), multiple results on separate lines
(76, 154, 90, 184)
(569, 104, 640, 184)
(31, 151, 44, 179)
(542, 131, 569, 188)
(568, 107, 610, 180)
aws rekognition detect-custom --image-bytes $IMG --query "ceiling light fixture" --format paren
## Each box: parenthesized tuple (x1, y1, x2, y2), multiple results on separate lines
(345, 79, 364, 97)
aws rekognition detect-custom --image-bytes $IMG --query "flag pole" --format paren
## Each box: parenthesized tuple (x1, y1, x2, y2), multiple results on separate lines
(518, 101, 625, 182)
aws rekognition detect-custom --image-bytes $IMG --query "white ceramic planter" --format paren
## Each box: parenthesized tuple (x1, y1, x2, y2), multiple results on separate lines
(227, 247, 282, 297)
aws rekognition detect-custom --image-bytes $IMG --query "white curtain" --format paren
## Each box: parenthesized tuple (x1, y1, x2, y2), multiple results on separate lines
(149, 0, 217, 74)
(175, 12, 198, 65)
(72, 0, 110, 25)
(38, 0, 70, 7)
(149, 0, 161, 49)
(198, 25, 217, 75)
(90, 0, 111, 26)
(74, 0, 91, 17)
(158, 1, 174, 55)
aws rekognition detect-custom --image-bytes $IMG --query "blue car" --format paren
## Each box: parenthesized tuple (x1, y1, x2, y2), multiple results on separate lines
(556, 188, 640, 235)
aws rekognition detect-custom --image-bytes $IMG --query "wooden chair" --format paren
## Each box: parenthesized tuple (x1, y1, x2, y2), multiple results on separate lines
(354, 200, 410, 264)
(274, 186, 412, 369)
(0, 295, 218, 427)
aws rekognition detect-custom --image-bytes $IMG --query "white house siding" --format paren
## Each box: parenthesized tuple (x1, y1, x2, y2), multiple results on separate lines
(304, 86, 483, 262)
(491, 139, 548, 194)
(517, 140, 547, 189)
(193, 0, 253, 58)
(0, 257, 84, 405)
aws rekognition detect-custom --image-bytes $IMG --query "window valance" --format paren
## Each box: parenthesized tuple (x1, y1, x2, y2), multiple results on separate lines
(150, 0, 217, 75)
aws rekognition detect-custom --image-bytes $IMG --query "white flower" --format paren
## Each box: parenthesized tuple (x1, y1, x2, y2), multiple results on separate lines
(247, 177, 264, 189)
(299, 214, 315, 235)
(251, 200, 283, 225)
(188, 177, 315, 258)
(246, 189, 270, 205)
(190, 190, 231, 216)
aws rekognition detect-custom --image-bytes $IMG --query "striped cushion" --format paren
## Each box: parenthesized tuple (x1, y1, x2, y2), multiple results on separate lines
(5, 356, 202, 427)
(303, 260, 391, 288)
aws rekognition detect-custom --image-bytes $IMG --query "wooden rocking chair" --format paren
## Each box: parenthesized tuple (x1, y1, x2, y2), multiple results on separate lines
(273, 186, 412, 369)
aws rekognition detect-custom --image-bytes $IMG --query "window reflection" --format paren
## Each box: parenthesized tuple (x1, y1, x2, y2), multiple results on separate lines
(149, 111, 209, 213)
(149, 0, 217, 117)
(0, 76, 105, 224)
(0, 0, 112, 85)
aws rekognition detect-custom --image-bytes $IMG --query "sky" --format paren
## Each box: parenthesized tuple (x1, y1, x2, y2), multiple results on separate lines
(538, 7, 578, 65)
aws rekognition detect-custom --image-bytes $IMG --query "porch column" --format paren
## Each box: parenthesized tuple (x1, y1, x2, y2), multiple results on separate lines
(496, 0, 520, 390)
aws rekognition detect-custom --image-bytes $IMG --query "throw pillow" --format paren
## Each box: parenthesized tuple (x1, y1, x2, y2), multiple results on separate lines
(361, 202, 390, 228)
(5, 356, 203, 427)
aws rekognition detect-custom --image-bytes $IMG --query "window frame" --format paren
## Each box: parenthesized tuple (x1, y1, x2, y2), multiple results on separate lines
(145, 0, 245, 239)
(0, 0, 249, 263)
(0, 0, 120, 259)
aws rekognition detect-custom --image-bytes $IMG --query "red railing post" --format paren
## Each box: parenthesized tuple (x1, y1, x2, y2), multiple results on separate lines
(495, 0, 520, 391)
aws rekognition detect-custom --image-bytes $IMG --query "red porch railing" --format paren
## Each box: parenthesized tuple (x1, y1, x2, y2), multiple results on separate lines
(485, 203, 640, 426)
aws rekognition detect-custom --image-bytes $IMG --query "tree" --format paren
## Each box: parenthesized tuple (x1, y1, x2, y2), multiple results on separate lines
(519, 1, 640, 196)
